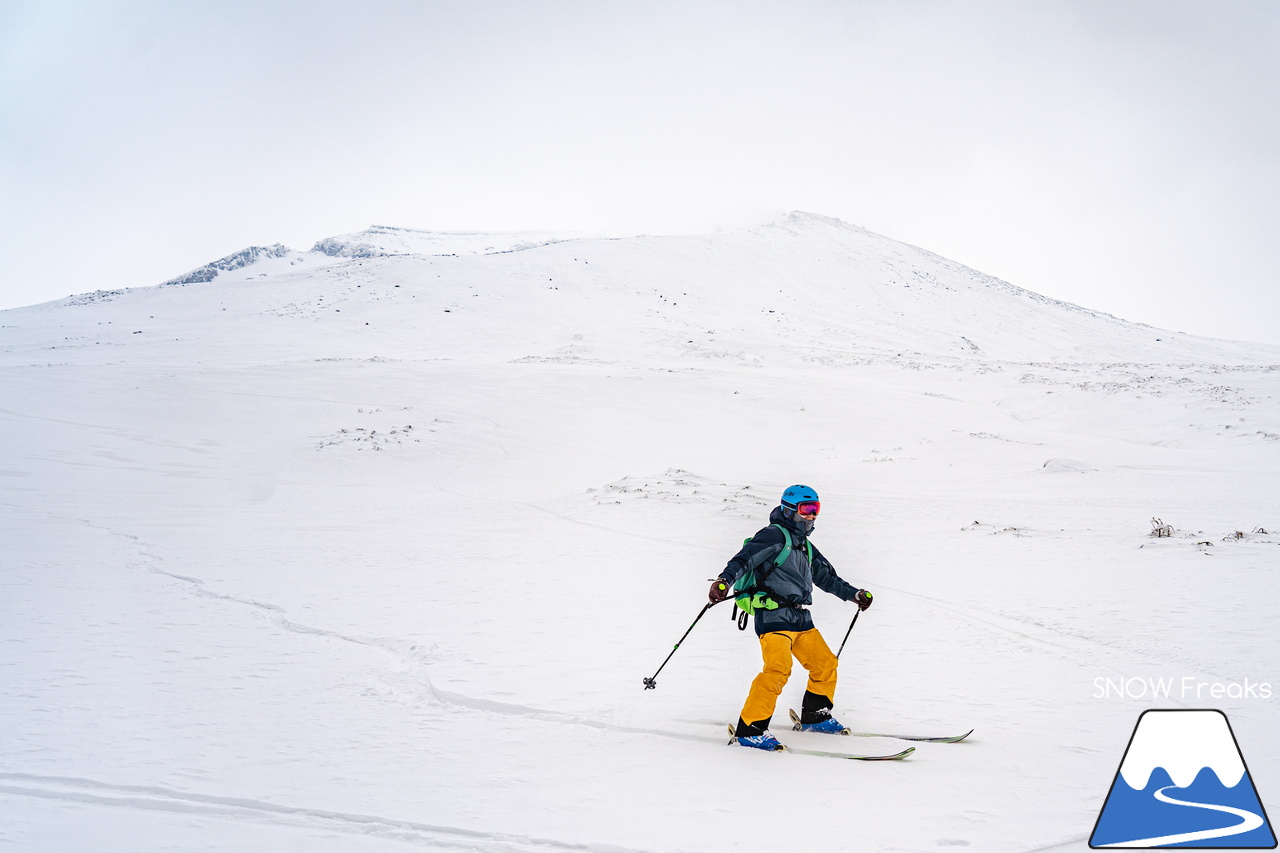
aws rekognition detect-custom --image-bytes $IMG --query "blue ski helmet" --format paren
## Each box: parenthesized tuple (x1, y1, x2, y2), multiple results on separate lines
(780, 484, 819, 510)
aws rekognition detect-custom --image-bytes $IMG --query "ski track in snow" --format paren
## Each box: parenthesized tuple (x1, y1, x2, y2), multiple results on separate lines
(4, 505, 700, 847)
(2, 497, 965, 779)
(20, 496, 1232, 746)
(82, 503, 1214, 781)
(4, 503, 737, 742)
(0, 773, 655, 853)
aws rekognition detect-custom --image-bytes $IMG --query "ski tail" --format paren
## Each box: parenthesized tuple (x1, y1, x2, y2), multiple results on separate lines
(787, 708, 850, 734)
(728, 725, 914, 761)
(788, 709, 972, 743)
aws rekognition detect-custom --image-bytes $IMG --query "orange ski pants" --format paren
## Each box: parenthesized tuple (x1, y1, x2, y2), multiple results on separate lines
(739, 629, 838, 727)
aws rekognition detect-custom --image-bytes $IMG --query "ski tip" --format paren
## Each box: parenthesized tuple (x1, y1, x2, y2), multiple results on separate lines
(860, 746, 915, 760)
(878, 730, 973, 743)
(909, 729, 973, 743)
(787, 744, 915, 760)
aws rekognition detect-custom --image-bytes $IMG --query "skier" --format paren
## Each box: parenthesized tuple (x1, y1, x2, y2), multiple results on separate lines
(709, 485, 873, 751)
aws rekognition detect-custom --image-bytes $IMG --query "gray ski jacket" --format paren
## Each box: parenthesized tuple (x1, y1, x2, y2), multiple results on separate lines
(717, 506, 863, 636)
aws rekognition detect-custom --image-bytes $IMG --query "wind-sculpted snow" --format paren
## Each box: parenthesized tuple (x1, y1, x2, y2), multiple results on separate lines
(313, 224, 583, 259)
(586, 469, 773, 517)
(311, 237, 383, 259)
(162, 244, 292, 286)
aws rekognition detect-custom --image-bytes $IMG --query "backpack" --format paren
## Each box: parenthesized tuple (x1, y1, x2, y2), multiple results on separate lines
(732, 524, 813, 624)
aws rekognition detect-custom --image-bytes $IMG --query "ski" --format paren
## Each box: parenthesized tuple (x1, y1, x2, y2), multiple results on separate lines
(788, 709, 973, 743)
(727, 726, 915, 760)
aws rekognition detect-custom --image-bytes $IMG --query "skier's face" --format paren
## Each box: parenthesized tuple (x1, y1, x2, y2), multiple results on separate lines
(795, 501, 820, 521)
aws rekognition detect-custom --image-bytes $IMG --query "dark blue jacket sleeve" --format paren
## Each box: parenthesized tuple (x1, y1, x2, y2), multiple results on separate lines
(811, 543, 861, 602)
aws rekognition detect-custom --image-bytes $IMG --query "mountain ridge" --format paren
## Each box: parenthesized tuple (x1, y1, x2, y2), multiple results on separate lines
(8, 211, 1280, 366)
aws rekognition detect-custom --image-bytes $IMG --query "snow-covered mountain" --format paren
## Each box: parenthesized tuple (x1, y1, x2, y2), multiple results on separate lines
(22, 211, 1278, 367)
(3, 213, 1278, 853)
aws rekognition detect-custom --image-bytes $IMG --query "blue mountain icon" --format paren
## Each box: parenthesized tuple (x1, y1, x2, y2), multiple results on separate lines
(1091, 709, 1276, 848)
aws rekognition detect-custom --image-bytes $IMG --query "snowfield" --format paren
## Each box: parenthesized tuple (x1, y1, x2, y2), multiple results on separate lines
(2, 212, 1278, 852)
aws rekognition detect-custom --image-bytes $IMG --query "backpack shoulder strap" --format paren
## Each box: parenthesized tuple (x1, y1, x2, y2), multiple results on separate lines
(732, 525, 809, 626)
(735, 524, 790, 594)
(770, 524, 793, 567)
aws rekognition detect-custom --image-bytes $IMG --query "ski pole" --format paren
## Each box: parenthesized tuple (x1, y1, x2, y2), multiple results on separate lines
(835, 608, 861, 660)
(642, 601, 718, 690)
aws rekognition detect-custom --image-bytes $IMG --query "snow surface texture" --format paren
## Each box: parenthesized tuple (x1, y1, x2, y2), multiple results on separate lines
(2, 211, 1278, 852)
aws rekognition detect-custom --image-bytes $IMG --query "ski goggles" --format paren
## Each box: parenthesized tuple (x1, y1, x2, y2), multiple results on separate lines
(794, 501, 821, 516)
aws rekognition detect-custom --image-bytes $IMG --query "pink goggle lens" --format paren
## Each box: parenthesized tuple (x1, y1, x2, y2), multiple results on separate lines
(796, 501, 821, 516)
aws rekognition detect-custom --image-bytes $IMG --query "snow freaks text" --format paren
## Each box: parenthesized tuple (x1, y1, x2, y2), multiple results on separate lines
(1093, 676, 1273, 701)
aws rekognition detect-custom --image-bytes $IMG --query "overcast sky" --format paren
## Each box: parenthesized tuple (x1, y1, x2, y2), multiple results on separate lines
(2, 0, 1278, 345)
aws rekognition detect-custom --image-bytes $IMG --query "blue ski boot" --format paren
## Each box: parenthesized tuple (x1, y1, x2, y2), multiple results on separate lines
(736, 731, 785, 751)
(790, 708, 850, 735)
(799, 718, 849, 735)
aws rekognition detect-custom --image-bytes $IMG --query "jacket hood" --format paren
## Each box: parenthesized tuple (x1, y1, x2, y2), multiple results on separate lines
(770, 505, 815, 537)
